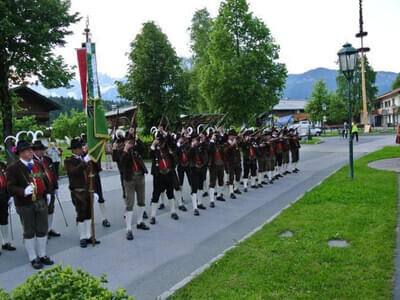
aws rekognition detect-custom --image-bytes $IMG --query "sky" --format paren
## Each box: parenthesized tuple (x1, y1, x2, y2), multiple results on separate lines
(57, 0, 400, 79)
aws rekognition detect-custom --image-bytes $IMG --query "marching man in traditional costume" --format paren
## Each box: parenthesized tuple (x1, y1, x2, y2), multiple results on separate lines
(7, 140, 53, 269)
(64, 139, 100, 248)
(32, 140, 61, 238)
(0, 149, 16, 255)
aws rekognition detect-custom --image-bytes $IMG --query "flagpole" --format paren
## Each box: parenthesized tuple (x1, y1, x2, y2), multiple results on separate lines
(84, 17, 96, 247)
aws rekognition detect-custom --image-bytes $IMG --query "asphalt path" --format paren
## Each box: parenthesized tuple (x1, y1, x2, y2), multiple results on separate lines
(0, 135, 395, 299)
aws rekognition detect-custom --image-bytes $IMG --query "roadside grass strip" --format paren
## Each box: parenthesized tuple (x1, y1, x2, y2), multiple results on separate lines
(171, 146, 400, 299)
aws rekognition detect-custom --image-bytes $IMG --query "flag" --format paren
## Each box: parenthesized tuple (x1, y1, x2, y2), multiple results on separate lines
(84, 42, 109, 162)
(76, 48, 87, 112)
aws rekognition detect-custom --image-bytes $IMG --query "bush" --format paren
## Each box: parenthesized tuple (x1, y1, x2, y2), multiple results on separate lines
(0, 288, 10, 300)
(11, 265, 132, 300)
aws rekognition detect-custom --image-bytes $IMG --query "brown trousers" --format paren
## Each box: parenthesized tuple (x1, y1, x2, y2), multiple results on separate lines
(70, 189, 91, 222)
(16, 197, 48, 239)
(123, 174, 145, 211)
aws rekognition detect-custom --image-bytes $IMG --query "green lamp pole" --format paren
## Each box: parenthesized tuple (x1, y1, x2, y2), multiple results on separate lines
(338, 43, 358, 179)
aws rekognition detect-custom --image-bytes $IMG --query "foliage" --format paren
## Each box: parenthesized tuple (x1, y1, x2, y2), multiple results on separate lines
(11, 265, 132, 300)
(0, 0, 79, 161)
(51, 109, 86, 140)
(0, 288, 9, 300)
(305, 80, 330, 122)
(199, 0, 287, 125)
(117, 22, 188, 133)
(336, 55, 378, 119)
(392, 73, 400, 90)
(172, 146, 399, 299)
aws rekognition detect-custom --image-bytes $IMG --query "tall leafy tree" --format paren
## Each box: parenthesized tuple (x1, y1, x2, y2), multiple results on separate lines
(336, 55, 378, 120)
(117, 22, 186, 132)
(0, 0, 79, 160)
(187, 8, 214, 113)
(392, 73, 400, 90)
(199, 0, 287, 124)
(305, 80, 330, 122)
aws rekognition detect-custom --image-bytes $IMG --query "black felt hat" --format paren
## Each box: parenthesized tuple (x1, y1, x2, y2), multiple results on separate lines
(16, 140, 32, 155)
(31, 140, 47, 151)
(68, 139, 83, 150)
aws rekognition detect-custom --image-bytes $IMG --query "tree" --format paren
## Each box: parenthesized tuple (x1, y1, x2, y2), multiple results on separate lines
(187, 8, 214, 113)
(326, 93, 347, 124)
(305, 80, 330, 122)
(0, 0, 79, 161)
(117, 22, 187, 133)
(336, 55, 378, 120)
(51, 109, 86, 140)
(392, 73, 400, 90)
(199, 0, 287, 124)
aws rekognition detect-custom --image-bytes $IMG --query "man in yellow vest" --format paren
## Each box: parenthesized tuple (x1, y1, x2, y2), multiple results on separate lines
(351, 122, 359, 142)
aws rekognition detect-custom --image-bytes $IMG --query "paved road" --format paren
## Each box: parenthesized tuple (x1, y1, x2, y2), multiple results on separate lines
(0, 135, 395, 299)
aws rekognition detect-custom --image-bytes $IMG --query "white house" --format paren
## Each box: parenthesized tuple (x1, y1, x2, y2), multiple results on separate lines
(371, 88, 400, 127)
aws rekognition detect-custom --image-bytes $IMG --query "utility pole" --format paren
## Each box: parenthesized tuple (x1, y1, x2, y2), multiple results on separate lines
(356, 0, 370, 133)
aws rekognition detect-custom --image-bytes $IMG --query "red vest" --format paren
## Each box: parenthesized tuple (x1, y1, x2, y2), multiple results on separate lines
(181, 152, 189, 164)
(42, 159, 55, 186)
(0, 166, 7, 190)
(30, 163, 45, 196)
(159, 151, 171, 173)
(249, 147, 256, 158)
(132, 157, 143, 172)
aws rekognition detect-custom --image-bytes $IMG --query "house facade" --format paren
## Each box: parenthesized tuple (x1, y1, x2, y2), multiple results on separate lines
(371, 88, 400, 127)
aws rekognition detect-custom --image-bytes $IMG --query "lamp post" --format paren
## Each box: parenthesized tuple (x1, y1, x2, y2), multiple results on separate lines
(338, 43, 358, 179)
(322, 103, 327, 135)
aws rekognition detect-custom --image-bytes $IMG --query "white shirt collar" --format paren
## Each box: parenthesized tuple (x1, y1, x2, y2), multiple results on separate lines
(20, 158, 33, 167)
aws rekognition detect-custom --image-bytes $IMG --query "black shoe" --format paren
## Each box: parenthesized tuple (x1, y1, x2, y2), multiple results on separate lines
(258, 184, 263, 188)
(179, 205, 187, 212)
(171, 213, 179, 220)
(251, 185, 258, 189)
(278, 174, 283, 178)
(230, 193, 236, 199)
(261, 181, 268, 185)
(137, 222, 150, 230)
(150, 217, 156, 225)
(80, 239, 87, 248)
(264, 174, 268, 178)
(240, 181, 244, 185)
(48, 230, 61, 237)
(214, 192, 217, 196)
(86, 238, 100, 244)
(126, 230, 134, 240)
(194, 209, 200, 216)
(210, 202, 215, 208)
(102, 219, 111, 227)
(143, 211, 148, 219)
(244, 188, 248, 192)
(234, 189, 242, 194)
(295, 168, 300, 172)
(31, 258, 43, 269)
(2, 243, 16, 251)
(269, 180, 274, 184)
(40, 256, 54, 266)
(158, 203, 165, 210)
(202, 192, 208, 197)
(216, 195, 226, 201)
(198, 204, 207, 210)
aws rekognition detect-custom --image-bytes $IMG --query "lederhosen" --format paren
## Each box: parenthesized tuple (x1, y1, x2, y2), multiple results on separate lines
(200, 142, 209, 188)
(0, 162, 9, 225)
(282, 137, 290, 165)
(256, 138, 267, 173)
(225, 143, 242, 185)
(266, 140, 276, 172)
(208, 142, 225, 188)
(151, 145, 175, 202)
(275, 138, 283, 167)
(242, 141, 257, 179)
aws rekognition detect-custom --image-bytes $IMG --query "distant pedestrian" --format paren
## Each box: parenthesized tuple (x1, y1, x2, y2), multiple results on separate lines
(342, 122, 348, 139)
(396, 123, 400, 144)
(352, 122, 359, 142)
(46, 142, 61, 179)
(105, 141, 113, 169)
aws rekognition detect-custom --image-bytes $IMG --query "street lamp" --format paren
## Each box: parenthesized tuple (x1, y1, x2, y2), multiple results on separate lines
(338, 42, 358, 179)
(322, 103, 327, 135)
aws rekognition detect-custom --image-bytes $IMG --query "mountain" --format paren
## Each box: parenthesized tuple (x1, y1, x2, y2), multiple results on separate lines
(283, 67, 398, 99)
(32, 67, 398, 102)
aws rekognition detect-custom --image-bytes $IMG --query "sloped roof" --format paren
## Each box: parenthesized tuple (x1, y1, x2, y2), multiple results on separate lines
(10, 85, 61, 111)
(273, 99, 307, 111)
(375, 88, 400, 101)
(105, 105, 137, 117)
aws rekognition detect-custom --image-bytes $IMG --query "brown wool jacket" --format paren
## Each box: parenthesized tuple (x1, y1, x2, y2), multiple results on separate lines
(64, 156, 89, 191)
(6, 160, 50, 207)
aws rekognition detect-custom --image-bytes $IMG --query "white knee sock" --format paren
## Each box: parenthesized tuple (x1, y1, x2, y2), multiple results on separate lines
(0, 225, 9, 245)
(175, 189, 183, 206)
(191, 193, 198, 210)
(197, 190, 203, 205)
(125, 211, 133, 231)
(85, 220, 92, 239)
(24, 238, 37, 262)
(258, 173, 263, 184)
(243, 178, 248, 189)
(137, 206, 144, 224)
(48, 214, 54, 232)
(229, 185, 234, 194)
(209, 188, 215, 203)
(77, 222, 86, 240)
(37, 236, 47, 258)
(169, 198, 177, 213)
(151, 203, 158, 218)
(160, 192, 166, 205)
(98, 202, 107, 220)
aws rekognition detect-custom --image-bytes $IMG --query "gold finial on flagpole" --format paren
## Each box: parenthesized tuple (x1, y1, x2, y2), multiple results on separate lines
(83, 16, 91, 43)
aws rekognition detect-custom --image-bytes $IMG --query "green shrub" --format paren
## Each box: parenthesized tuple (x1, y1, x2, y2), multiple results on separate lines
(0, 288, 10, 300)
(11, 265, 132, 300)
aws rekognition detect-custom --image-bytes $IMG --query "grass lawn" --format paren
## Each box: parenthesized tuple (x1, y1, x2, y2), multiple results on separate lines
(171, 146, 400, 299)
(300, 137, 322, 145)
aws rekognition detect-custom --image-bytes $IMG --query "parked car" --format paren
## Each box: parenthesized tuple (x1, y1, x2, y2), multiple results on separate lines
(295, 121, 322, 138)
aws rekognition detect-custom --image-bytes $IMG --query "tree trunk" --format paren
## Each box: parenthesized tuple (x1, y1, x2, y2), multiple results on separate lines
(0, 71, 14, 163)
